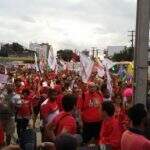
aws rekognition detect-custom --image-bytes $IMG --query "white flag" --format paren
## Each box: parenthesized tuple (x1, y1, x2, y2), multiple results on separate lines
(48, 47, 57, 71)
(106, 66, 113, 96)
(4, 67, 7, 75)
(95, 58, 105, 77)
(60, 59, 67, 70)
(80, 53, 94, 83)
(34, 53, 39, 72)
(102, 58, 115, 69)
(39, 59, 44, 73)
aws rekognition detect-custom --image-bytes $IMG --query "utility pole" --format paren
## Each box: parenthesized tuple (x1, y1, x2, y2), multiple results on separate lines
(91, 47, 96, 58)
(96, 49, 98, 57)
(128, 30, 135, 48)
(134, 0, 150, 106)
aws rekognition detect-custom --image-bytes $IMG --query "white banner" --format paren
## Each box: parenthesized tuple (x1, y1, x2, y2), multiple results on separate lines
(80, 54, 94, 83)
(60, 60, 67, 70)
(102, 58, 115, 69)
(34, 53, 39, 72)
(106, 66, 113, 96)
(95, 58, 105, 77)
(48, 47, 57, 71)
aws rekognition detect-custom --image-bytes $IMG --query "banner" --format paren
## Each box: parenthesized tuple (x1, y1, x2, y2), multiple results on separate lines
(118, 65, 126, 78)
(127, 63, 134, 76)
(0, 74, 9, 84)
(34, 53, 39, 72)
(80, 53, 94, 83)
(39, 59, 44, 73)
(106, 66, 113, 96)
(102, 58, 115, 69)
(48, 47, 57, 71)
(94, 58, 105, 77)
(4, 67, 7, 75)
(59, 60, 67, 70)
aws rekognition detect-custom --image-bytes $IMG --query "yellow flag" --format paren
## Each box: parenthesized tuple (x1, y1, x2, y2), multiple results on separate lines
(127, 62, 134, 76)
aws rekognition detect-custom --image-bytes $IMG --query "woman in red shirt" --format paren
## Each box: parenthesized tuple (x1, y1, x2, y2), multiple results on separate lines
(114, 94, 129, 133)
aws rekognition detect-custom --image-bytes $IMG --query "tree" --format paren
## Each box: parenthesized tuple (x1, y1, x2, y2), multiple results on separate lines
(57, 49, 73, 62)
(0, 44, 9, 57)
(12, 42, 24, 52)
(112, 47, 134, 62)
(0, 43, 34, 58)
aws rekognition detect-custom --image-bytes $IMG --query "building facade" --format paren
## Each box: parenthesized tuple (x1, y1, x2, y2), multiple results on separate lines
(29, 43, 51, 60)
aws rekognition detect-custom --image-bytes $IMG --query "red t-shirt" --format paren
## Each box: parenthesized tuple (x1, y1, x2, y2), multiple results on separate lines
(54, 84, 62, 94)
(17, 96, 32, 118)
(81, 91, 103, 122)
(23, 79, 31, 89)
(56, 94, 64, 111)
(100, 116, 122, 150)
(40, 87, 49, 95)
(53, 111, 77, 136)
(0, 125, 4, 145)
(49, 72, 56, 80)
(76, 96, 83, 111)
(114, 106, 129, 133)
(15, 86, 24, 94)
(121, 130, 150, 150)
(28, 92, 37, 107)
(40, 99, 58, 120)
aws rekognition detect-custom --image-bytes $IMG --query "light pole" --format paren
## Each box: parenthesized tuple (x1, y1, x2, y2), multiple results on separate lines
(134, 0, 150, 106)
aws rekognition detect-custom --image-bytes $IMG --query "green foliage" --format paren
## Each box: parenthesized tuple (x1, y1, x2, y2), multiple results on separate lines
(0, 42, 34, 58)
(57, 49, 73, 62)
(112, 47, 134, 62)
(0, 44, 8, 57)
(12, 42, 24, 51)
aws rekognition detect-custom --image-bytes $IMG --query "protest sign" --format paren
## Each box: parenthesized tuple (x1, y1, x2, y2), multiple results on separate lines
(0, 74, 9, 84)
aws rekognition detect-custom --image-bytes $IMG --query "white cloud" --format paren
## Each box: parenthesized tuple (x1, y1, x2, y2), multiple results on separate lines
(0, 0, 136, 51)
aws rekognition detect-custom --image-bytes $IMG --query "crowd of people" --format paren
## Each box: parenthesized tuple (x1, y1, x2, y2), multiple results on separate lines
(0, 68, 150, 150)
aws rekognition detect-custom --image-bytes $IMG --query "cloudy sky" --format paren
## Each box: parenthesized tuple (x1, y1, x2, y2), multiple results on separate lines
(0, 0, 136, 50)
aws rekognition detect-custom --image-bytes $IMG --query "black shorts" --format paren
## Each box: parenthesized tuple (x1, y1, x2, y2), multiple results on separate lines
(82, 122, 101, 144)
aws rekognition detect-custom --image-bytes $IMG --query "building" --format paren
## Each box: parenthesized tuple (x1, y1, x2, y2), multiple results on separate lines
(29, 43, 51, 60)
(107, 46, 126, 56)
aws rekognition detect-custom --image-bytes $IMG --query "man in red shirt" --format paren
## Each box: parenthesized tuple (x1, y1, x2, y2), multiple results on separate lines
(99, 101, 122, 150)
(0, 127, 4, 148)
(0, 110, 5, 148)
(40, 88, 59, 142)
(81, 82, 103, 144)
(15, 89, 32, 139)
(121, 103, 150, 150)
(47, 94, 77, 140)
(14, 78, 24, 95)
